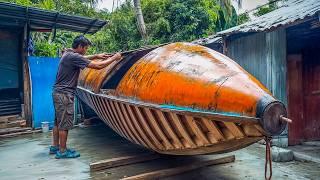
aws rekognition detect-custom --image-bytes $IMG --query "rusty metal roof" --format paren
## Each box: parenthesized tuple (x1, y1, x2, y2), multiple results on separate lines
(192, 36, 222, 45)
(0, 2, 107, 34)
(218, 0, 320, 36)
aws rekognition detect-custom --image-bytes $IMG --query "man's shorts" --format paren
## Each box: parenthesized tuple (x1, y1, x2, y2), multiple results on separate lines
(53, 92, 74, 130)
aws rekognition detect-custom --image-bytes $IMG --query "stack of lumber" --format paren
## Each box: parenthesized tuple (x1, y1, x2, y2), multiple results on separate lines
(0, 115, 40, 138)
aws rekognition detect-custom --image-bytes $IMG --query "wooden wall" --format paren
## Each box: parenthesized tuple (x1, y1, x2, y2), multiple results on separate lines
(226, 29, 287, 105)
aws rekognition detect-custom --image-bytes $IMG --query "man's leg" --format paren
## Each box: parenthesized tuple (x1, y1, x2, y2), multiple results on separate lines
(52, 125, 59, 147)
(59, 130, 68, 152)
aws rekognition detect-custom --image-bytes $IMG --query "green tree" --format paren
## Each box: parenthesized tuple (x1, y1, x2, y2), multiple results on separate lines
(2, 0, 240, 56)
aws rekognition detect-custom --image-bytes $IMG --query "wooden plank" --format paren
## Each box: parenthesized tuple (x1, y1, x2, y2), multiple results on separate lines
(91, 96, 110, 127)
(121, 155, 235, 180)
(0, 129, 42, 138)
(98, 97, 119, 132)
(103, 99, 124, 135)
(154, 110, 184, 148)
(242, 124, 262, 137)
(109, 100, 131, 140)
(119, 103, 148, 147)
(144, 108, 174, 150)
(114, 101, 140, 144)
(0, 127, 31, 135)
(223, 122, 245, 138)
(90, 154, 160, 171)
(185, 116, 210, 145)
(101, 98, 123, 134)
(169, 113, 196, 148)
(95, 97, 112, 127)
(125, 104, 158, 149)
(133, 106, 164, 150)
(200, 118, 225, 142)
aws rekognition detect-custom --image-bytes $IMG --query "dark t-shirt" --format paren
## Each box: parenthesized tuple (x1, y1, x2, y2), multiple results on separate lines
(53, 49, 90, 95)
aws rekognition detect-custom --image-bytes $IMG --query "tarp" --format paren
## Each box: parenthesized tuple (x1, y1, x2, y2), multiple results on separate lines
(28, 56, 60, 128)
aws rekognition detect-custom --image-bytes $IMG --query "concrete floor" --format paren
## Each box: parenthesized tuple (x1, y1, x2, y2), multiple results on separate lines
(0, 123, 319, 180)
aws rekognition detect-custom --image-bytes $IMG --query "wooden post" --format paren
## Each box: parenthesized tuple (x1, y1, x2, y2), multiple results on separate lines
(22, 23, 32, 127)
(90, 153, 160, 171)
(121, 155, 235, 180)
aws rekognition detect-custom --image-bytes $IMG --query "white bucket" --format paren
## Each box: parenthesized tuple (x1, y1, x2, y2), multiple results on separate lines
(41, 121, 50, 133)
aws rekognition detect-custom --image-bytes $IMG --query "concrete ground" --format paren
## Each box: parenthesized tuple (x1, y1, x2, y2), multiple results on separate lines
(0, 123, 319, 180)
(288, 142, 320, 164)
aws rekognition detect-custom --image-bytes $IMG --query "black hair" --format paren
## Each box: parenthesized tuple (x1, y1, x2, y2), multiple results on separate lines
(72, 35, 92, 49)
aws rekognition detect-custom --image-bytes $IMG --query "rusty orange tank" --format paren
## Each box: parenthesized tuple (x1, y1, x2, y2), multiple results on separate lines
(77, 42, 288, 155)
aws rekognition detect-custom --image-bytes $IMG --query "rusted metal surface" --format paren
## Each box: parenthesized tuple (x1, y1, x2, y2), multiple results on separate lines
(217, 0, 320, 36)
(77, 42, 288, 155)
(117, 43, 271, 117)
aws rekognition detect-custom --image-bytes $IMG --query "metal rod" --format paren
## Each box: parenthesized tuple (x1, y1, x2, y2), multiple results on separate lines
(280, 115, 292, 123)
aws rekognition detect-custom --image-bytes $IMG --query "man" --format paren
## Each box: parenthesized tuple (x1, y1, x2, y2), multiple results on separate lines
(50, 35, 122, 159)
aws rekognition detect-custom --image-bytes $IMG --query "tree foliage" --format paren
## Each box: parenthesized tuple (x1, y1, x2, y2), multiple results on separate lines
(3, 0, 239, 56)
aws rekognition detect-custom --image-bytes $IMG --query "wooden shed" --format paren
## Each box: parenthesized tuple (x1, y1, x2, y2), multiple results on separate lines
(202, 0, 320, 145)
(0, 2, 106, 127)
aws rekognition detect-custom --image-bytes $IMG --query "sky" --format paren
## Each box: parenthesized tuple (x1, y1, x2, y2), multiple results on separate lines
(98, 0, 269, 13)
(97, 0, 125, 11)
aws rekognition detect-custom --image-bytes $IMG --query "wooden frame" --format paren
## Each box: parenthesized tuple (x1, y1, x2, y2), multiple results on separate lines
(77, 87, 264, 155)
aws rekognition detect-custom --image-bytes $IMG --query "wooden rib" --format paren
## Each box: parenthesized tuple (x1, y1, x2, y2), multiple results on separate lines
(89, 95, 105, 121)
(133, 106, 164, 150)
(97, 96, 116, 128)
(92, 96, 109, 125)
(113, 101, 141, 144)
(109, 100, 131, 140)
(144, 108, 174, 150)
(242, 124, 262, 137)
(119, 103, 148, 147)
(84, 92, 93, 109)
(184, 116, 210, 145)
(200, 118, 225, 142)
(169, 113, 197, 148)
(125, 104, 158, 149)
(254, 124, 268, 135)
(99, 97, 124, 135)
(94, 96, 111, 127)
(223, 122, 245, 138)
(106, 99, 129, 137)
(154, 110, 184, 149)
(101, 98, 123, 135)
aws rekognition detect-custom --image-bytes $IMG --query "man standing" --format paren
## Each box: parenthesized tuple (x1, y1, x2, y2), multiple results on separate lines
(50, 35, 122, 159)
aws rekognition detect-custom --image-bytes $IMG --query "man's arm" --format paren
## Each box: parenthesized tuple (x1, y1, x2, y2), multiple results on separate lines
(84, 53, 112, 60)
(87, 53, 122, 70)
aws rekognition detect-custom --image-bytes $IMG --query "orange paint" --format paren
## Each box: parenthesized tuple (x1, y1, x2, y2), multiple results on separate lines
(78, 42, 275, 117)
(116, 43, 274, 117)
(78, 59, 118, 93)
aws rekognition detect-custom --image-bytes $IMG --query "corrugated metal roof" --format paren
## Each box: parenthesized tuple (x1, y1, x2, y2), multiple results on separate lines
(218, 0, 320, 36)
(0, 2, 107, 34)
(192, 36, 222, 45)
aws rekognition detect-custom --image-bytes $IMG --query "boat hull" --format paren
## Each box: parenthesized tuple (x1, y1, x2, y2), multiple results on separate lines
(77, 87, 265, 155)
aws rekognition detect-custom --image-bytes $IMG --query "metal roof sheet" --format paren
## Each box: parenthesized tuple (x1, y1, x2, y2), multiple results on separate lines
(218, 0, 320, 36)
(192, 36, 222, 45)
(0, 2, 107, 34)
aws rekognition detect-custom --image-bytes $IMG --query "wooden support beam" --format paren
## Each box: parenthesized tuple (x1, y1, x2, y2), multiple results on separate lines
(90, 153, 160, 172)
(121, 155, 235, 180)
(0, 127, 32, 135)
(0, 129, 41, 138)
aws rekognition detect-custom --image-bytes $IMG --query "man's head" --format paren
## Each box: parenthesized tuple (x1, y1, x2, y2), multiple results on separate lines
(72, 35, 92, 55)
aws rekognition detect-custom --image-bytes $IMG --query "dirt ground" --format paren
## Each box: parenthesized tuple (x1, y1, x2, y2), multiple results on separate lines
(0, 123, 319, 180)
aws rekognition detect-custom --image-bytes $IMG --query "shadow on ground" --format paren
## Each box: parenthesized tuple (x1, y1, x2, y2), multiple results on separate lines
(0, 122, 319, 180)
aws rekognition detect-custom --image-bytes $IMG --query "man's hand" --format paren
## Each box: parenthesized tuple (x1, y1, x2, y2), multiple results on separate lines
(87, 52, 123, 70)
(112, 53, 122, 61)
(95, 53, 113, 59)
